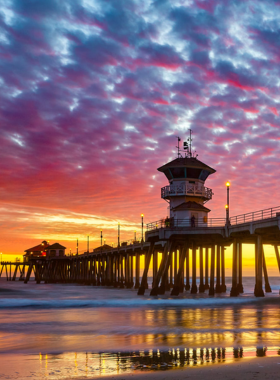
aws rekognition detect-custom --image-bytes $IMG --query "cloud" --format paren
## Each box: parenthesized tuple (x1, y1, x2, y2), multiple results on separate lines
(1, 0, 280, 255)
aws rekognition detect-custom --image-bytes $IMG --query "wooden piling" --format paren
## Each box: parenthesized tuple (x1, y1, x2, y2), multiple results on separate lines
(199, 246, 204, 293)
(209, 245, 215, 296)
(262, 248, 271, 293)
(134, 253, 140, 289)
(152, 250, 158, 287)
(191, 242, 197, 294)
(150, 241, 171, 296)
(237, 243, 244, 293)
(171, 244, 187, 296)
(137, 242, 155, 295)
(254, 235, 264, 297)
(185, 247, 190, 290)
(230, 239, 239, 296)
(274, 245, 280, 272)
(205, 247, 209, 290)
(221, 246, 227, 292)
(215, 245, 221, 293)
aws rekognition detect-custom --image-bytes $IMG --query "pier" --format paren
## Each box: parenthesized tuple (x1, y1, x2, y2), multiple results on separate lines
(2, 136, 280, 298)
(1, 205, 280, 297)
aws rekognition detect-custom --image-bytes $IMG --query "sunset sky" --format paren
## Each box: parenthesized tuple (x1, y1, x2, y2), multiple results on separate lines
(1, 0, 280, 273)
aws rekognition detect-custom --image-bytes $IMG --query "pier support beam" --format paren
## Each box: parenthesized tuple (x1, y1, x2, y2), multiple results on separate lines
(185, 247, 190, 290)
(134, 253, 140, 289)
(221, 246, 227, 292)
(209, 245, 215, 296)
(199, 247, 204, 293)
(171, 244, 187, 296)
(191, 242, 197, 294)
(150, 241, 172, 296)
(130, 254, 134, 288)
(215, 245, 221, 293)
(120, 255, 124, 288)
(169, 250, 173, 289)
(237, 243, 243, 293)
(205, 247, 209, 290)
(152, 250, 158, 287)
(274, 245, 280, 273)
(137, 243, 154, 295)
(254, 235, 264, 297)
(262, 248, 271, 293)
(230, 239, 239, 297)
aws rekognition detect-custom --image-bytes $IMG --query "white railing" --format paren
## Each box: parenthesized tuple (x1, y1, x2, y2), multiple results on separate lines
(161, 184, 213, 200)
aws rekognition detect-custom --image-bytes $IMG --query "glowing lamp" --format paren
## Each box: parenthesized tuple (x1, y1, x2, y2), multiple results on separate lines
(225, 204, 229, 209)
(226, 182, 230, 187)
(141, 214, 144, 217)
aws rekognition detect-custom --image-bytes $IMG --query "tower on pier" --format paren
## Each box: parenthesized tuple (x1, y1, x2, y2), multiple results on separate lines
(157, 134, 216, 226)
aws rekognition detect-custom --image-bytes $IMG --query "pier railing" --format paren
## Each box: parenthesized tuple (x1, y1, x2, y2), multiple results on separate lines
(229, 205, 280, 225)
(146, 218, 226, 231)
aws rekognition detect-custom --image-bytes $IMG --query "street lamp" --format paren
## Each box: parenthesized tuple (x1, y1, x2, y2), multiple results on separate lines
(100, 230, 103, 253)
(118, 223, 120, 248)
(141, 214, 144, 243)
(226, 182, 230, 225)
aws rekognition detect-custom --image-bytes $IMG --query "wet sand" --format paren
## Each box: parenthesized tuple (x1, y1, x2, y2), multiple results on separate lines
(76, 356, 280, 380)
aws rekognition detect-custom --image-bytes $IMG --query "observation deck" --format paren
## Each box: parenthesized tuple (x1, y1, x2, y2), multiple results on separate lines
(161, 183, 213, 202)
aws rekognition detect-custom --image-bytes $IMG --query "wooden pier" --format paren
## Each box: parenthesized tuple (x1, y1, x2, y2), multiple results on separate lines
(2, 206, 280, 298)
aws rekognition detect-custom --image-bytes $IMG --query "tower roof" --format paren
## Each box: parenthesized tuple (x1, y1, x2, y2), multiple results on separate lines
(157, 157, 216, 173)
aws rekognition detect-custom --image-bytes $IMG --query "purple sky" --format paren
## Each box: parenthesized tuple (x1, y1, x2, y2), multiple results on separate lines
(1, 0, 280, 254)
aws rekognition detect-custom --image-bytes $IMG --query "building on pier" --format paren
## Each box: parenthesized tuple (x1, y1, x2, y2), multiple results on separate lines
(23, 240, 49, 262)
(45, 243, 66, 258)
(23, 240, 66, 261)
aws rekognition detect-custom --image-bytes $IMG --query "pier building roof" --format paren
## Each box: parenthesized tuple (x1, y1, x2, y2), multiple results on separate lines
(157, 157, 216, 173)
(172, 201, 211, 212)
(47, 243, 66, 250)
(94, 244, 113, 252)
(158, 157, 216, 181)
(24, 240, 49, 253)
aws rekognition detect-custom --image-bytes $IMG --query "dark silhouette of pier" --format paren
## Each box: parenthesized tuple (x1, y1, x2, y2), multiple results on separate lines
(1, 205, 280, 297)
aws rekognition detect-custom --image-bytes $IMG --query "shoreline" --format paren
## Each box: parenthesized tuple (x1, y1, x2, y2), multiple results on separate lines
(66, 356, 280, 380)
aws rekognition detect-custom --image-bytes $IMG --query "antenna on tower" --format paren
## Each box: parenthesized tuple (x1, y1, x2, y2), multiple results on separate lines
(188, 129, 193, 157)
(176, 137, 181, 158)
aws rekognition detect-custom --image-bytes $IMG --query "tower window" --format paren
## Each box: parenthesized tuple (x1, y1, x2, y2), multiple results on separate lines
(187, 168, 201, 179)
(170, 167, 185, 178)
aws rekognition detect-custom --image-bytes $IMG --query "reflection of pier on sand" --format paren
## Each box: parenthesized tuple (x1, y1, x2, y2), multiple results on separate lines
(0, 346, 279, 379)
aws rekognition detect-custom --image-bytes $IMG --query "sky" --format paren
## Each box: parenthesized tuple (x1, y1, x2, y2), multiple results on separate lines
(1, 0, 280, 269)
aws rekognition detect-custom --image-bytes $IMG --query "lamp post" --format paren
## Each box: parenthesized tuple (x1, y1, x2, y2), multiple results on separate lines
(118, 223, 120, 248)
(76, 239, 78, 255)
(87, 235, 89, 253)
(226, 182, 230, 225)
(141, 214, 144, 243)
(134, 231, 136, 242)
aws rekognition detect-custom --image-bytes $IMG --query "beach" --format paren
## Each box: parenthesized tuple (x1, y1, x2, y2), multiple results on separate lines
(1, 277, 280, 379)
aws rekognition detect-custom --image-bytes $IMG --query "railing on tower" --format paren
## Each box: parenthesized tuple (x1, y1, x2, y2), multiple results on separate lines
(229, 205, 280, 225)
(161, 184, 213, 201)
(146, 217, 226, 231)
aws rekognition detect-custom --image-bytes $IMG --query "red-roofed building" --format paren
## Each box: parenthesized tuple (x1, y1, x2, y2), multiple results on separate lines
(23, 240, 66, 261)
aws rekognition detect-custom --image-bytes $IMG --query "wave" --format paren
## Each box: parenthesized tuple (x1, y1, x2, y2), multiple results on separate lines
(0, 296, 279, 309)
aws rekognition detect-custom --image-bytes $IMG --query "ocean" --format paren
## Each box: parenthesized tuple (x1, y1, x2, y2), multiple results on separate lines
(1, 276, 280, 379)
